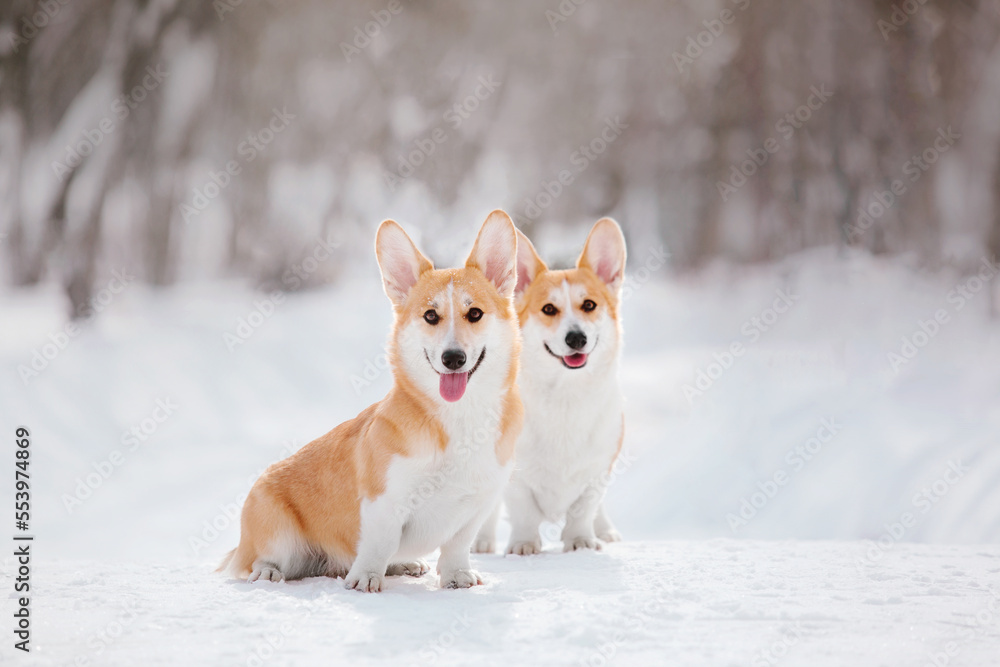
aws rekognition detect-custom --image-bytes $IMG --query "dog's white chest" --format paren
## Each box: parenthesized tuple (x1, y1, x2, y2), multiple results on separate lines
(387, 405, 511, 557)
(515, 375, 623, 517)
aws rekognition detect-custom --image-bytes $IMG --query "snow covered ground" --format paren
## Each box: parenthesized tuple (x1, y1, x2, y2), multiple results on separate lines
(2, 244, 1000, 664)
(16, 541, 1000, 666)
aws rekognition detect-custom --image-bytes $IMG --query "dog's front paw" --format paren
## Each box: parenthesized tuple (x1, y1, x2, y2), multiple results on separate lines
(471, 537, 496, 554)
(441, 569, 483, 589)
(344, 569, 384, 592)
(385, 560, 429, 577)
(596, 528, 622, 543)
(506, 540, 542, 556)
(564, 536, 602, 552)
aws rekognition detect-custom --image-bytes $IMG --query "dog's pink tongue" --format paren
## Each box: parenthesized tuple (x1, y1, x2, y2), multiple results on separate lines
(564, 353, 588, 368)
(440, 372, 468, 402)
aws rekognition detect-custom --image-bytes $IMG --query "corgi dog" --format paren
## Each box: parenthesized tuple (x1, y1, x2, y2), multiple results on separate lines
(474, 218, 627, 555)
(220, 210, 523, 591)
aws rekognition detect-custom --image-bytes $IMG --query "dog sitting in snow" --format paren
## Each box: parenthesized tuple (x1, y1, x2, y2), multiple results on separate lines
(221, 210, 524, 591)
(474, 218, 627, 554)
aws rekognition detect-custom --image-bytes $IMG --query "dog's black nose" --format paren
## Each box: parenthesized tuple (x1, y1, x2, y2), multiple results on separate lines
(565, 330, 587, 350)
(441, 349, 467, 370)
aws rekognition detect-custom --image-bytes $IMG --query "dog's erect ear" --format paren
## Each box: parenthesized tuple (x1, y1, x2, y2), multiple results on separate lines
(466, 210, 517, 298)
(577, 218, 627, 293)
(375, 220, 433, 307)
(514, 228, 546, 297)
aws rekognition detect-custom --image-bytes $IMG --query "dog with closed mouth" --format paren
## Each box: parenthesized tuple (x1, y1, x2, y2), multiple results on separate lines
(474, 218, 627, 555)
(220, 210, 523, 591)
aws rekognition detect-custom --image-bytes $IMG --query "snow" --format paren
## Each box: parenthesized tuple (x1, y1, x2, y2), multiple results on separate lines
(17, 542, 1000, 666)
(2, 245, 1000, 664)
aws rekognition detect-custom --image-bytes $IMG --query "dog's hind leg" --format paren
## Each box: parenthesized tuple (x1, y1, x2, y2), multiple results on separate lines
(235, 485, 316, 583)
(247, 531, 314, 582)
(593, 501, 622, 543)
(561, 483, 603, 552)
(248, 560, 285, 583)
(505, 480, 545, 555)
(471, 502, 501, 554)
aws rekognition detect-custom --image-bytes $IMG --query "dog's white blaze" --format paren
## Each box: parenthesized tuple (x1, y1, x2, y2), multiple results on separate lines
(561, 280, 578, 331)
(446, 280, 456, 344)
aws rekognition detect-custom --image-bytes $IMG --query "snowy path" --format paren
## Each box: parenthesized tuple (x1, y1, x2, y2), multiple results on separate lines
(22, 541, 1000, 666)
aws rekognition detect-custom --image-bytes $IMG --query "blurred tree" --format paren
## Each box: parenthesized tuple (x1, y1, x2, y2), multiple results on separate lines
(2, 0, 1000, 315)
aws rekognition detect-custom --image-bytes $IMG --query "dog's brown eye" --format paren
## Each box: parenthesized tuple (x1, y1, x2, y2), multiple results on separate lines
(542, 303, 558, 316)
(581, 299, 597, 312)
(467, 307, 483, 323)
(424, 310, 440, 325)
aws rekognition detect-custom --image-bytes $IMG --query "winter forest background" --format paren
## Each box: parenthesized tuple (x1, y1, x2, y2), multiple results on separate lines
(4, 0, 1000, 307)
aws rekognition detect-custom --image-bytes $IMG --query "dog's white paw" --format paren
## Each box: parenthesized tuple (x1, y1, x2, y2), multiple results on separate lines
(344, 569, 384, 592)
(247, 565, 284, 583)
(385, 560, 429, 577)
(596, 528, 622, 543)
(471, 538, 496, 554)
(564, 536, 602, 552)
(441, 569, 483, 589)
(506, 540, 542, 556)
